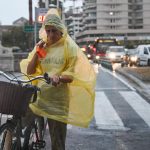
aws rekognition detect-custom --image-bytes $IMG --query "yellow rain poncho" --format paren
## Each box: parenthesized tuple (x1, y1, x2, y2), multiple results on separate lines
(20, 8, 96, 128)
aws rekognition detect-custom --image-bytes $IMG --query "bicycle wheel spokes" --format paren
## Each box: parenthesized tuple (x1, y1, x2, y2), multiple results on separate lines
(0, 122, 22, 150)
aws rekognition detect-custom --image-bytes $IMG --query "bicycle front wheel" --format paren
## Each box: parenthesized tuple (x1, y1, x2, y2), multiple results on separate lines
(0, 123, 14, 150)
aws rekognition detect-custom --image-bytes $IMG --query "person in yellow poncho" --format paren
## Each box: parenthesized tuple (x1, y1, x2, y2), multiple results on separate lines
(20, 8, 96, 150)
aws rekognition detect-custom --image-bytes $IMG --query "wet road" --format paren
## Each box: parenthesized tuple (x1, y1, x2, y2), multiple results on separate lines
(64, 64, 150, 150)
(1, 67, 150, 150)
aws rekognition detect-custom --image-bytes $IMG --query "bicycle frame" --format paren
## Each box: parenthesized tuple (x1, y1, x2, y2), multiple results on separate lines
(0, 71, 50, 149)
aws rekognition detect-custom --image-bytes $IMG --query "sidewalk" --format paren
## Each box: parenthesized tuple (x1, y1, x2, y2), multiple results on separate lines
(116, 67, 150, 101)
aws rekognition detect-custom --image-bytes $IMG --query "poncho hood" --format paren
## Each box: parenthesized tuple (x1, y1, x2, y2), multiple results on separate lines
(39, 8, 67, 42)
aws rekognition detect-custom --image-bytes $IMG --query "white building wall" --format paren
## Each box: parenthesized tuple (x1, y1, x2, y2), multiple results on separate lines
(76, 0, 150, 44)
(97, 0, 128, 30)
(143, 1, 150, 29)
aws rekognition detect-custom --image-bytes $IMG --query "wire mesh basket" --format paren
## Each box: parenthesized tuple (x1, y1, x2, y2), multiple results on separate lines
(0, 81, 34, 116)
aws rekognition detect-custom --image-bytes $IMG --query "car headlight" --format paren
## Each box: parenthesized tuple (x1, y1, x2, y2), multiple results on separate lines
(130, 56, 137, 62)
(87, 54, 91, 58)
(109, 53, 116, 59)
(96, 55, 100, 59)
(121, 55, 124, 58)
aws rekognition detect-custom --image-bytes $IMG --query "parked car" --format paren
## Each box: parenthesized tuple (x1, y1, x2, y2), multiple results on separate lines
(105, 46, 125, 63)
(134, 45, 150, 66)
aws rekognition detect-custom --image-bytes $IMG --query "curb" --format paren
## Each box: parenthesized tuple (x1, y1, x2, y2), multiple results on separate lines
(116, 68, 150, 101)
(116, 68, 147, 89)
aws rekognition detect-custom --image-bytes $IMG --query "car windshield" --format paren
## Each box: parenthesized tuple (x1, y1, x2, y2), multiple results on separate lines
(109, 48, 124, 52)
(128, 49, 137, 55)
(148, 47, 150, 52)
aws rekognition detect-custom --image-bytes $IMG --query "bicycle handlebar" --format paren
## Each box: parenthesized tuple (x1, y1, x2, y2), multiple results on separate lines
(0, 71, 51, 84)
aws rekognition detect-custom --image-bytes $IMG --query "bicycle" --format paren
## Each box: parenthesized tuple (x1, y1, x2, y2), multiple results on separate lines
(0, 71, 51, 150)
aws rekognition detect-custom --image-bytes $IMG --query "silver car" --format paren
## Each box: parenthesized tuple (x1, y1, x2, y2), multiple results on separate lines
(106, 46, 125, 63)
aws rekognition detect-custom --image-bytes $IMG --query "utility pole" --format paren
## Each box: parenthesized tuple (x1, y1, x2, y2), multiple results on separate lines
(29, 0, 33, 50)
(29, 0, 33, 25)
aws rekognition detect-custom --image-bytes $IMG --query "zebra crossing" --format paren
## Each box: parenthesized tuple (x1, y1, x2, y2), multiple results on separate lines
(95, 91, 127, 130)
(94, 90, 150, 131)
(1, 90, 149, 132)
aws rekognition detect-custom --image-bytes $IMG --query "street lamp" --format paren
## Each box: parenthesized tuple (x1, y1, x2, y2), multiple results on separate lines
(109, 12, 114, 16)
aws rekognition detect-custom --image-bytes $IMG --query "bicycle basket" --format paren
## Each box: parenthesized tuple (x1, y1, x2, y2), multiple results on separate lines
(0, 81, 34, 116)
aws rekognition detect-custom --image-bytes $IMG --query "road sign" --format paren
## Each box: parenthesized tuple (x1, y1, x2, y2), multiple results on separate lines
(35, 8, 48, 23)
(24, 25, 34, 32)
(24, 25, 42, 32)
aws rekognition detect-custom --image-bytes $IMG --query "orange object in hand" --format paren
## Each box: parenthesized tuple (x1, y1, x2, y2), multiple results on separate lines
(36, 46, 47, 58)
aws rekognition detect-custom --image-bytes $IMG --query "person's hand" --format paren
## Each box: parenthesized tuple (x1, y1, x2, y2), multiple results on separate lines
(51, 75, 60, 86)
(36, 40, 47, 48)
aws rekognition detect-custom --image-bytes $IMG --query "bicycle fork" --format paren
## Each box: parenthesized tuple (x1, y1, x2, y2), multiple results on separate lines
(31, 123, 46, 150)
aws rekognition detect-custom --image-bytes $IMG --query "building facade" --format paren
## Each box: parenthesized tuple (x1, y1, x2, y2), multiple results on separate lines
(13, 17, 28, 26)
(76, 0, 150, 47)
(64, 7, 83, 40)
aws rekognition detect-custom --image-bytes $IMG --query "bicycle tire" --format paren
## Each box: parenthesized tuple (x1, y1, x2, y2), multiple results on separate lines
(0, 122, 15, 150)
(0, 121, 22, 150)
(23, 117, 46, 150)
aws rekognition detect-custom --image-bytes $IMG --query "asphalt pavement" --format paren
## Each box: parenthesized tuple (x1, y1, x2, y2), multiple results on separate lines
(115, 67, 150, 102)
(41, 64, 150, 150)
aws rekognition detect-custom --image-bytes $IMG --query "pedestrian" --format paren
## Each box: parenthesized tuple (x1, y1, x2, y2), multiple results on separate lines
(20, 8, 96, 150)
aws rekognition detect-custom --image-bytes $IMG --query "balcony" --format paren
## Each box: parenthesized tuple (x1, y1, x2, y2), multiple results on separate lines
(85, 16, 96, 20)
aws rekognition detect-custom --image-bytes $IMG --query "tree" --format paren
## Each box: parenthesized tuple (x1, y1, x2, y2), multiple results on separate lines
(2, 26, 34, 51)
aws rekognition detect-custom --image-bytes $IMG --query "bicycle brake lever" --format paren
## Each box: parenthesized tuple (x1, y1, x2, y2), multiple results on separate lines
(44, 73, 51, 84)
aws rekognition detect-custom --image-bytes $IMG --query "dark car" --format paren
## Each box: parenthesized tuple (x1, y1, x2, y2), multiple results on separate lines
(121, 49, 137, 67)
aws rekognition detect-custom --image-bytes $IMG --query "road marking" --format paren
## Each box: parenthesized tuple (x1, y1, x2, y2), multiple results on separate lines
(95, 87, 128, 91)
(67, 124, 72, 129)
(95, 92, 128, 130)
(120, 91, 150, 127)
(100, 66, 135, 91)
(93, 63, 99, 73)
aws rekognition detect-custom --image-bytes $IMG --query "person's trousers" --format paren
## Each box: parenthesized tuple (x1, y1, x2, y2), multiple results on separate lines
(47, 119, 67, 150)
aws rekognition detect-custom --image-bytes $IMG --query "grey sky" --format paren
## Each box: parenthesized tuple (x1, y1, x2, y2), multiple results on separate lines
(0, 0, 38, 25)
(0, 0, 82, 25)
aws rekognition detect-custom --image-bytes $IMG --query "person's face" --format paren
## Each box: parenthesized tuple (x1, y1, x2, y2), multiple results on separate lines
(45, 25, 62, 45)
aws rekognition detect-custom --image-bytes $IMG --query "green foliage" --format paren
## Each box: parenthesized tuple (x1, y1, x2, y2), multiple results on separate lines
(2, 26, 34, 51)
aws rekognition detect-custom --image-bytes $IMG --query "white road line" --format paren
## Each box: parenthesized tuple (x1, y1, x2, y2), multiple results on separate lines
(95, 92, 128, 130)
(67, 124, 72, 129)
(95, 87, 128, 91)
(120, 91, 150, 127)
(93, 63, 99, 73)
(100, 66, 135, 91)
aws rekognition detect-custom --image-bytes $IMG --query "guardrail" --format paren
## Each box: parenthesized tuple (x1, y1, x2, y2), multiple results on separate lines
(0, 52, 28, 72)
(100, 58, 113, 71)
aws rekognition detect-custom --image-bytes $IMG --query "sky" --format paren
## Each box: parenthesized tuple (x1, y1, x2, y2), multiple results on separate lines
(0, 0, 38, 25)
(0, 0, 82, 25)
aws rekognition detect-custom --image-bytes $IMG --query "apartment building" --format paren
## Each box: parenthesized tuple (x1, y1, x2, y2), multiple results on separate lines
(76, 0, 150, 47)
(64, 7, 83, 40)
